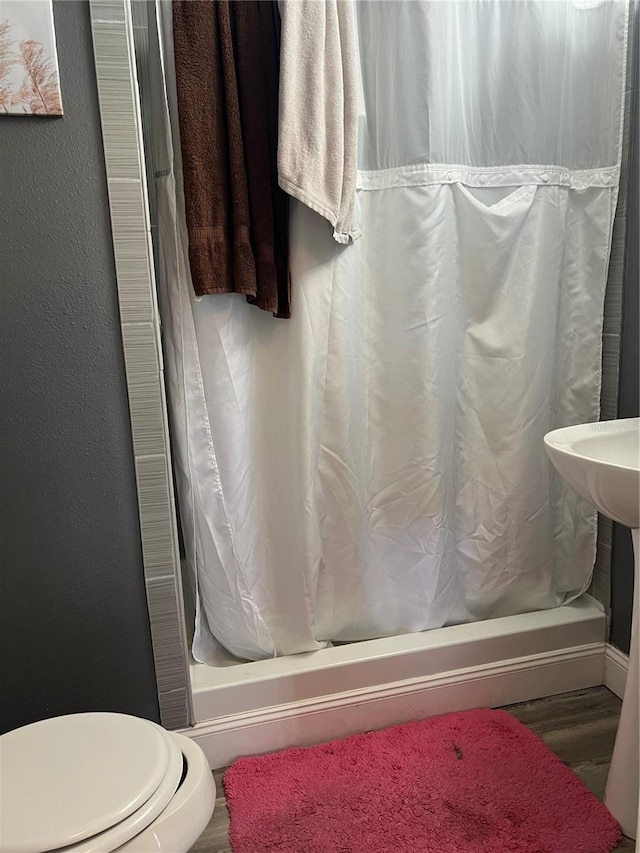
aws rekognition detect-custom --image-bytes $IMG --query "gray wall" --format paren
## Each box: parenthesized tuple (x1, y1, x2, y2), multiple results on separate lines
(610, 6, 639, 655)
(0, 1, 160, 734)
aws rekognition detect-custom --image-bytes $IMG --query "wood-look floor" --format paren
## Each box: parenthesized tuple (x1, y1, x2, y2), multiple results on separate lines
(189, 686, 635, 852)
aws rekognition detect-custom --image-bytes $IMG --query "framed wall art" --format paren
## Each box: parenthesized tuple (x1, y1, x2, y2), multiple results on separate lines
(0, 0, 62, 115)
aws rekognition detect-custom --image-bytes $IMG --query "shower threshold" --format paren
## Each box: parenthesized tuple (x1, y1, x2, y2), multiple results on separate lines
(184, 596, 609, 768)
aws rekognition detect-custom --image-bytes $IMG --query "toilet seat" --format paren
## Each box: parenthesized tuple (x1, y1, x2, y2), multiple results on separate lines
(0, 713, 211, 853)
(113, 732, 216, 853)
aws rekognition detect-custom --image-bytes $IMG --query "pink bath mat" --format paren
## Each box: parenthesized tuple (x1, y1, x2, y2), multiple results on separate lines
(224, 708, 621, 853)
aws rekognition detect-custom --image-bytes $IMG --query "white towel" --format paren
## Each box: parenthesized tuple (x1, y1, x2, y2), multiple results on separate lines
(278, 0, 361, 244)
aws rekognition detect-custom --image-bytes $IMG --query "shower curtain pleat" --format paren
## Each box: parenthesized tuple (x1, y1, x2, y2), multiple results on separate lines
(152, 0, 629, 662)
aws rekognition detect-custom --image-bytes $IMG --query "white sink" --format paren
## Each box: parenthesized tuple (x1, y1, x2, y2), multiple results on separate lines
(545, 417, 640, 840)
(544, 418, 639, 528)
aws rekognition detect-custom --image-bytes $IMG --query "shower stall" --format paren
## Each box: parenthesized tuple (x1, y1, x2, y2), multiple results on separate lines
(89, 0, 635, 767)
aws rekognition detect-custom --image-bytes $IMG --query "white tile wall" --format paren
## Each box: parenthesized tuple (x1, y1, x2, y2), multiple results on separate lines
(89, 0, 191, 729)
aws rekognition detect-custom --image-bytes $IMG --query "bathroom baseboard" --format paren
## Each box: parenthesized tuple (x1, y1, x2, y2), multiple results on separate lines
(183, 642, 605, 769)
(604, 642, 629, 700)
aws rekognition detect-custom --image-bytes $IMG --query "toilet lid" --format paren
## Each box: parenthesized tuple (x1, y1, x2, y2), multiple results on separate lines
(54, 724, 184, 853)
(0, 713, 172, 853)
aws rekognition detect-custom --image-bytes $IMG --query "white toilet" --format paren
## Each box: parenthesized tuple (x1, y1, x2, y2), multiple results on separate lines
(0, 713, 215, 853)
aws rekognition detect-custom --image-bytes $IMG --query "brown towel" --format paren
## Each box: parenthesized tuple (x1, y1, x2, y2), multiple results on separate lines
(172, 0, 290, 318)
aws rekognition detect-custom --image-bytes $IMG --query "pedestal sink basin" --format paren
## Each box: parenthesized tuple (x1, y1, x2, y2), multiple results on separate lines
(545, 418, 640, 840)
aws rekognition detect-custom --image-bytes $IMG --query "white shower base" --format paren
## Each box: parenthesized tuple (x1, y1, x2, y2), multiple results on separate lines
(181, 596, 628, 769)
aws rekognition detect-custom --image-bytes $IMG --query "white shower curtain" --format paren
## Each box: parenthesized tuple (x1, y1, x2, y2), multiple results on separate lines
(151, 1, 629, 662)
